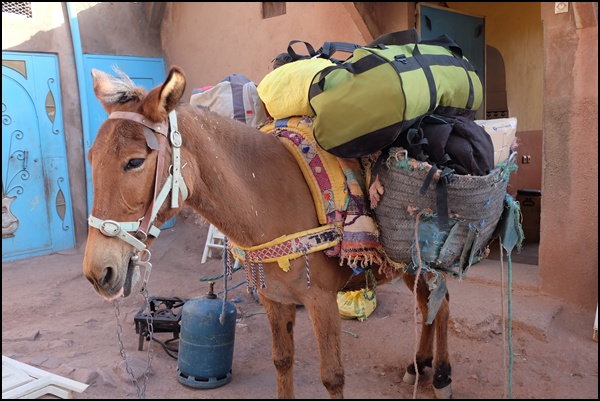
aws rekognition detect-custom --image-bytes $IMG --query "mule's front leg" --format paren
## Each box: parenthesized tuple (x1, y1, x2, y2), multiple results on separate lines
(261, 296, 297, 399)
(305, 294, 345, 399)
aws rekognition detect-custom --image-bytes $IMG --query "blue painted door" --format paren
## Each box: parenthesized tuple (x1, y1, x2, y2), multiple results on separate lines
(418, 4, 486, 120)
(82, 55, 175, 229)
(2, 52, 75, 262)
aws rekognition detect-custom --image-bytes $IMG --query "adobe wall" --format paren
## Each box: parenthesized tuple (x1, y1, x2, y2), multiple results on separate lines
(160, 3, 412, 103)
(539, 2, 598, 310)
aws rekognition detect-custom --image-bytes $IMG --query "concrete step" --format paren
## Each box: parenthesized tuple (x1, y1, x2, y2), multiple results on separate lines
(446, 258, 563, 342)
(465, 257, 540, 292)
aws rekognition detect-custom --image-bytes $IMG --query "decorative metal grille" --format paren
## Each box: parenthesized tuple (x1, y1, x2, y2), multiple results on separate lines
(2, 2, 32, 18)
(486, 110, 509, 119)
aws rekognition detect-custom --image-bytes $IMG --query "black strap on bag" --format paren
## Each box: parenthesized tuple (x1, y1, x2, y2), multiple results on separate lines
(308, 32, 477, 106)
(275, 39, 353, 69)
(320, 41, 360, 59)
(411, 44, 437, 114)
(287, 40, 318, 61)
(273, 40, 318, 68)
(416, 34, 476, 111)
(420, 165, 456, 232)
(367, 27, 421, 47)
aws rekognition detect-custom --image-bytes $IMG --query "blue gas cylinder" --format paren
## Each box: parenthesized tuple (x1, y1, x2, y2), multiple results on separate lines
(177, 281, 237, 389)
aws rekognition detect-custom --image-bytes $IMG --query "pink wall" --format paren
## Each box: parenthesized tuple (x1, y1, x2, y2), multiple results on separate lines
(161, 3, 392, 104)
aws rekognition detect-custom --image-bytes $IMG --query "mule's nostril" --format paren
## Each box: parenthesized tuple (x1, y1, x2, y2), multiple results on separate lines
(84, 274, 102, 294)
(100, 267, 114, 287)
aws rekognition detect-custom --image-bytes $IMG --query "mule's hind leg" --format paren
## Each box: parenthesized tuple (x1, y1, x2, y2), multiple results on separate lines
(402, 273, 435, 383)
(402, 272, 452, 399)
(304, 294, 345, 399)
(260, 296, 297, 399)
(432, 288, 452, 399)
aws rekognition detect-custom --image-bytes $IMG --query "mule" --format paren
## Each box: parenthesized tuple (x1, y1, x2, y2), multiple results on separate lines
(82, 65, 452, 399)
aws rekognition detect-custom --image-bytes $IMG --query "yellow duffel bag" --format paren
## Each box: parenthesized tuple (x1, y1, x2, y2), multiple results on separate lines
(258, 57, 335, 119)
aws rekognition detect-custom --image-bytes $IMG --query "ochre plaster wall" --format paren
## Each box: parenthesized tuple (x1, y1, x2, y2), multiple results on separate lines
(449, 2, 543, 131)
(539, 2, 598, 310)
(447, 2, 544, 196)
(161, 3, 410, 103)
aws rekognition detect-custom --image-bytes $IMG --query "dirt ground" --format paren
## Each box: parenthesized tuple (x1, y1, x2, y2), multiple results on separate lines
(2, 209, 598, 399)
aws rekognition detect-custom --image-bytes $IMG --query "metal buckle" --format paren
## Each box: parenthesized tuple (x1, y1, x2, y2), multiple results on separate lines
(438, 167, 456, 187)
(100, 220, 121, 237)
(170, 129, 182, 147)
(135, 230, 148, 243)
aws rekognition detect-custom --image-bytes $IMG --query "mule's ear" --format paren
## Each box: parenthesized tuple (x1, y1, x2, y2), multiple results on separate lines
(159, 66, 186, 114)
(141, 66, 186, 121)
(91, 68, 146, 113)
(92, 69, 115, 113)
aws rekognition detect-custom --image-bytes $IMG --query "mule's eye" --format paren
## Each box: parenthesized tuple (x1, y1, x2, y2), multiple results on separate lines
(125, 158, 145, 171)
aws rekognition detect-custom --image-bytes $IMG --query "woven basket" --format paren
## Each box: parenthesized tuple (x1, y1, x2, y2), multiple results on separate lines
(373, 148, 516, 275)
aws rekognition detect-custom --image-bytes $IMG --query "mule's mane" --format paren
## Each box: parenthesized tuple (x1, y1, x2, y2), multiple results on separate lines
(172, 103, 316, 246)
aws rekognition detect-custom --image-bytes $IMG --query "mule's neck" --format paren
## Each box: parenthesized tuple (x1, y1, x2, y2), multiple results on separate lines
(176, 104, 320, 248)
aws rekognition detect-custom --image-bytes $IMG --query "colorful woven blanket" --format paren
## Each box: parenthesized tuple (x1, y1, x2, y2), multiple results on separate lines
(260, 117, 384, 271)
(337, 158, 384, 271)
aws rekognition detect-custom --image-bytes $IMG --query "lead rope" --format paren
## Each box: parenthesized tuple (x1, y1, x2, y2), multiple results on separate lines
(220, 238, 233, 325)
(499, 235, 514, 399)
(411, 212, 424, 399)
(113, 285, 153, 399)
(113, 260, 154, 399)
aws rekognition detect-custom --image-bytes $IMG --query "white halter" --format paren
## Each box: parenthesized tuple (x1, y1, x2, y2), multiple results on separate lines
(88, 110, 188, 289)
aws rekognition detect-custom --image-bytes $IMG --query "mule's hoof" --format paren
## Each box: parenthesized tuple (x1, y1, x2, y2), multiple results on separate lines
(433, 383, 452, 399)
(403, 371, 416, 385)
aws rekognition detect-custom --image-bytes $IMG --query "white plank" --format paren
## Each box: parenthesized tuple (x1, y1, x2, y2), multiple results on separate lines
(2, 376, 54, 399)
(2, 356, 88, 399)
(18, 385, 71, 399)
(594, 303, 598, 342)
(2, 363, 35, 392)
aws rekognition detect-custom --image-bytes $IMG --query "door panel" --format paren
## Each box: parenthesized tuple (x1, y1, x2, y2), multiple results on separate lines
(418, 3, 486, 120)
(2, 52, 75, 262)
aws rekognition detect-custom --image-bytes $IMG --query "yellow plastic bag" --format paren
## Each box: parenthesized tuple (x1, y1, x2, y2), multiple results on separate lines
(257, 58, 335, 119)
(337, 289, 376, 321)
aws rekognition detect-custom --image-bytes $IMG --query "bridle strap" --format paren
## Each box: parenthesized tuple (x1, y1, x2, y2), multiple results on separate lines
(88, 216, 160, 252)
(90, 110, 188, 253)
(136, 133, 168, 241)
(169, 111, 185, 208)
(109, 111, 168, 134)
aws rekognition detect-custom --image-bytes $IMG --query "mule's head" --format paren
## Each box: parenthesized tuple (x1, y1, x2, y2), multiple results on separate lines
(83, 65, 186, 301)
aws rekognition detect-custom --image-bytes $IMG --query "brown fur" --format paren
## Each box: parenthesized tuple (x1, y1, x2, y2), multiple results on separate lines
(83, 65, 452, 399)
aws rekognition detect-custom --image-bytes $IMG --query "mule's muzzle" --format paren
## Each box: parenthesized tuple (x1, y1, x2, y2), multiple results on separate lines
(84, 253, 139, 301)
